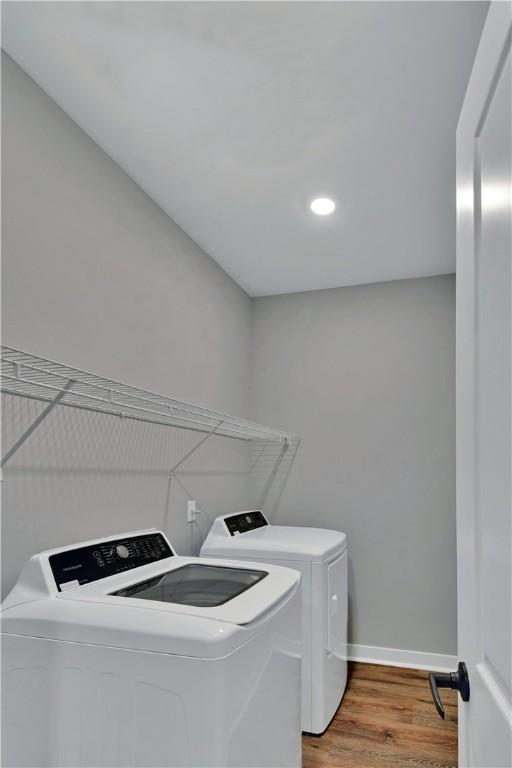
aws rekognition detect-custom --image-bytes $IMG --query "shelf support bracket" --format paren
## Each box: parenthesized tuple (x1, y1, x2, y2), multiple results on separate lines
(1, 379, 75, 468)
(162, 419, 224, 536)
(167, 419, 224, 476)
(257, 439, 290, 510)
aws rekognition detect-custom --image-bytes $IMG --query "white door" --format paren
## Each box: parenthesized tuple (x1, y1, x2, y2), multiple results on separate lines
(456, 2, 512, 767)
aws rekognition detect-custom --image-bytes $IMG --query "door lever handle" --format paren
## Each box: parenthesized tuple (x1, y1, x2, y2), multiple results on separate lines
(428, 661, 470, 719)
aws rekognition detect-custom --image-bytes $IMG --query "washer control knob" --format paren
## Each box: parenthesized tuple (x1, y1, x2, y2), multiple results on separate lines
(116, 544, 130, 559)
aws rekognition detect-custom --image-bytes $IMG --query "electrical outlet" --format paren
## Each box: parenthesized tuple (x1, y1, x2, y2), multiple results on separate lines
(187, 500, 197, 523)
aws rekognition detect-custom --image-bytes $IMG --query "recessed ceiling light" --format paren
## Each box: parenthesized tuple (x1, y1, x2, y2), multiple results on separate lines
(310, 197, 336, 216)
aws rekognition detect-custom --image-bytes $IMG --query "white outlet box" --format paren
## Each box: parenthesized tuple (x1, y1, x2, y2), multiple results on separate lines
(187, 500, 197, 523)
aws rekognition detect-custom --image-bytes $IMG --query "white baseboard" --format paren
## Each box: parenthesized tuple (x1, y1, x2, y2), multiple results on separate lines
(347, 643, 457, 672)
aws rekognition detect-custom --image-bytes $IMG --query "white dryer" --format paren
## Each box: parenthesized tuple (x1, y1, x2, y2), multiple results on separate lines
(1, 529, 302, 768)
(201, 511, 347, 734)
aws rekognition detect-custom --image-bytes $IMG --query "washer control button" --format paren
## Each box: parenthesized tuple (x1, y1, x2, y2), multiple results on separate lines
(116, 544, 130, 559)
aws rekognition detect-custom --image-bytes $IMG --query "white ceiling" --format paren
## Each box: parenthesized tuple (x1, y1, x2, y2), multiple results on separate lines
(2, 2, 488, 297)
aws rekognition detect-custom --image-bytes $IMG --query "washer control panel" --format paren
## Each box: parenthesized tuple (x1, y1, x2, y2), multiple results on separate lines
(49, 532, 173, 591)
(224, 510, 268, 536)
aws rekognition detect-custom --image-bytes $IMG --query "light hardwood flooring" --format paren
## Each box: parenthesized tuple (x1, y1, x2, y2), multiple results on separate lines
(303, 662, 458, 768)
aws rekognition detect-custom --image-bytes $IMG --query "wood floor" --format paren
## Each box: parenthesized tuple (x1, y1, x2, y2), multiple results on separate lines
(303, 663, 458, 768)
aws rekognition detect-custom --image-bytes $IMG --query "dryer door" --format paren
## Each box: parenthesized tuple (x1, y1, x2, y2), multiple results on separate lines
(327, 551, 347, 658)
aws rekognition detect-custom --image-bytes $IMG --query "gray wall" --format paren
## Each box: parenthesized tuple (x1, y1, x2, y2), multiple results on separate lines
(1, 53, 252, 596)
(251, 275, 456, 654)
(1, 53, 457, 659)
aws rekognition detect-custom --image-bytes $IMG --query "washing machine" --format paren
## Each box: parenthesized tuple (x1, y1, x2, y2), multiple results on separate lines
(201, 511, 347, 734)
(1, 528, 302, 768)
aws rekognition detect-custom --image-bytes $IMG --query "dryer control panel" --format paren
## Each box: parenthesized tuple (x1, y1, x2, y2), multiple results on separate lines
(224, 510, 268, 536)
(49, 532, 173, 591)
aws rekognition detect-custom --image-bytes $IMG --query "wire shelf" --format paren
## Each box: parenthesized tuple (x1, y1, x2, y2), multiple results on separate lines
(0, 346, 292, 444)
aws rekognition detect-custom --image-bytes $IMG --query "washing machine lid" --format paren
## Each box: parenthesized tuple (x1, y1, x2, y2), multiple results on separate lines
(61, 554, 300, 623)
(1, 531, 300, 658)
(201, 513, 346, 562)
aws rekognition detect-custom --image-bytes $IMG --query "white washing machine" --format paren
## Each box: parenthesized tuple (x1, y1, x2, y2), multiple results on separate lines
(1, 529, 302, 768)
(201, 511, 348, 734)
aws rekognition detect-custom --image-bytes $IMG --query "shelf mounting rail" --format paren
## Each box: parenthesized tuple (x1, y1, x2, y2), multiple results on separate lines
(0, 346, 293, 467)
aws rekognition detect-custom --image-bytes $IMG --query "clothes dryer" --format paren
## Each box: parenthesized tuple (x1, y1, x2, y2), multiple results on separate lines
(201, 511, 347, 734)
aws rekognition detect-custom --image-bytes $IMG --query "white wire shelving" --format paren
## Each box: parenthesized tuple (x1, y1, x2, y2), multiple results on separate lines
(0, 346, 293, 467)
